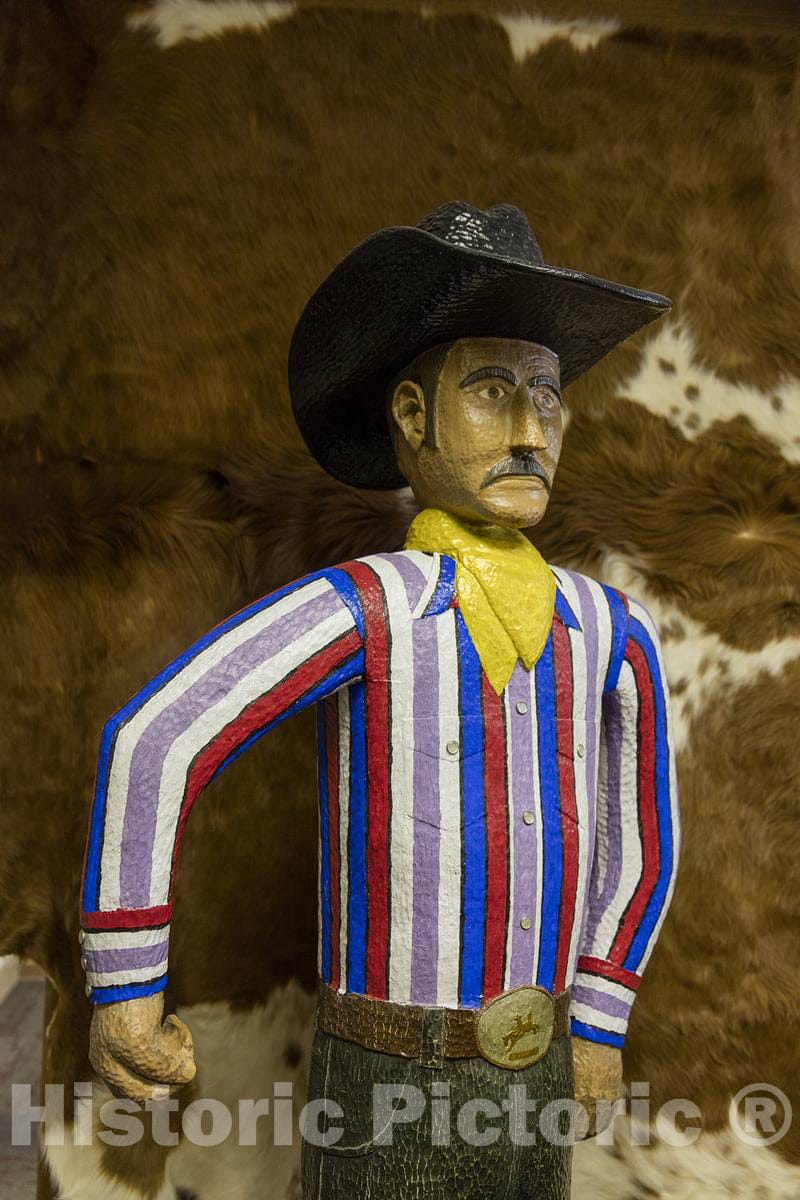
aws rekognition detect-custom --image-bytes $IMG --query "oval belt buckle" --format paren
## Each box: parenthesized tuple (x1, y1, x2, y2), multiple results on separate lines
(475, 985, 556, 1070)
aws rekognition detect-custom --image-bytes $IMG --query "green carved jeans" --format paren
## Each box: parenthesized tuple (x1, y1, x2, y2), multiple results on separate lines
(301, 1028, 575, 1199)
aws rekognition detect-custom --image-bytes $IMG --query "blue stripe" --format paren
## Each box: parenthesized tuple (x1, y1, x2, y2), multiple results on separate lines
(535, 632, 562, 993)
(84, 725, 124, 911)
(346, 681, 368, 993)
(90, 975, 168, 1006)
(570, 1017, 625, 1049)
(601, 584, 629, 694)
(423, 555, 456, 617)
(554, 585, 581, 631)
(317, 708, 332, 983)
(624, 616, 674, 970)
(456, 611, 486, 1008)
(323, 567, 366, 639)
(83, 567, 362, 912)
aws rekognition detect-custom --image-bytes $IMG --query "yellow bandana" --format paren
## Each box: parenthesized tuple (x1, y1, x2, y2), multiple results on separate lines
(404, 508, 556, 695)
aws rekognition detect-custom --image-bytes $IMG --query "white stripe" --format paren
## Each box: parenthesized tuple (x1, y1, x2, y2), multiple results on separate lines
(574, 970, 636, 1004)
(553, 567, 612, 725)
(147, 606, 353, 906)
(391, 550, 440, 616)
(594, 718, 611, 896)
(98, 575, 336, 909)
(502, 665, 543, 990)
(87, 960, 168, 987)
(528, 669, 544, 985)
(83, 927, 170, 952)
(593, 659, 643, 958)
(337, 687, 351, 991)
(367, 555, 416, 1002)
(592, 577, 618, 695)
(626, 594, 660, 646)
(435, 611, 461, 1007)
(316, 710, 324, 980)
(563, 617, 593, 985)
(570, 1000, 628, 1035)
(502, 685, 516, 990)
(626, 598, 680, 973)
(565, 752, 592, 982)
(410, 552, 442, 618)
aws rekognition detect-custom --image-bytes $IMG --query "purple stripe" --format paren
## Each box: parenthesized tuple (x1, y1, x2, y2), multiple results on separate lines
(507, 661, 538, 988)
(409, 618, 441, 1004)
(118, 584, 345, 906)
(585, 690, 625, 948)
(572, 983, 632, 1021)
(569, 572, 600, 833)
(85, 940, 169, 974)
(337, 688, 350, 987)
(376, 553, 428, 612)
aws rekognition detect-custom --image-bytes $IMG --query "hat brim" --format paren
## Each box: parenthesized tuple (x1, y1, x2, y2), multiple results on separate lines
(288, 225, 671, 489)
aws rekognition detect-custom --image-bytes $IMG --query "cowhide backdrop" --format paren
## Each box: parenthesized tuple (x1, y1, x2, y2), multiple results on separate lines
(3, 1, 800, 1197)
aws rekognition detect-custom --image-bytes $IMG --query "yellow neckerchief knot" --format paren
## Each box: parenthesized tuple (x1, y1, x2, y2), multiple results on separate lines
(404, 508, 556, 694)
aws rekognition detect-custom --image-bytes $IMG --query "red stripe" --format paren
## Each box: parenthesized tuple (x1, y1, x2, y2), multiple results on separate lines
(577, 954, 641, 992)
(344, 562, 391, 999)
(552, 615, 579, 994)
(169, 628, 361, 900)
(481, 674, 509, 1000)
(81, 905, 170, 931)
(326, 700, 341, 990)
(610, 639, 661, 960)
(613, 587, 630, 616)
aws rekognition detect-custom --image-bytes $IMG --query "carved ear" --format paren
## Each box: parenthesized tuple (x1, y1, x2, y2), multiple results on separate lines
(390, 380, 426, 452)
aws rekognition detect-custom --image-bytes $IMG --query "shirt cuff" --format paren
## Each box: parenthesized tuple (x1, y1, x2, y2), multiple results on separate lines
(568, 954, 641, 1048)
(80, 923, 170, 1004)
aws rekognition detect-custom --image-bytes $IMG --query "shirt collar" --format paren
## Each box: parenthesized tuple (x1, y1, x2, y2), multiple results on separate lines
(554, 585, 582, 631)
(419, 553, 582, 633)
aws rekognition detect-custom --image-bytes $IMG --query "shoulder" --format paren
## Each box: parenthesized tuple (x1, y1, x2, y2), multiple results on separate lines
(549, 564, 655, 629)
(548, 563, 626, 629)
(326, 550, 447, 619)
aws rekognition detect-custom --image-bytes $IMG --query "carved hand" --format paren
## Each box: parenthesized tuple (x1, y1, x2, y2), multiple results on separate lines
(570, 1036, 623, 1139)
(89, 993, 196, 1102)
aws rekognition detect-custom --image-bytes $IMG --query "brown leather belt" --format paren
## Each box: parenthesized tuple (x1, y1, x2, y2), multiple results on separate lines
(317, 982, 572, 1070)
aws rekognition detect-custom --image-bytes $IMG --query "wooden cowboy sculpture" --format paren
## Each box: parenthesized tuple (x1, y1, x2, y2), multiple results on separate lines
(82, 202, 680, 1198)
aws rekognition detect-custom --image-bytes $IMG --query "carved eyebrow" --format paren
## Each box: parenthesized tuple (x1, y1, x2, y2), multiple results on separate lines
(459, 366, 519, 388)
(528, 374, 561, 395)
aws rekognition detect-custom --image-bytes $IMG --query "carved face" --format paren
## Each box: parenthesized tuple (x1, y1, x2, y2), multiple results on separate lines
(390, 337, 563, 528)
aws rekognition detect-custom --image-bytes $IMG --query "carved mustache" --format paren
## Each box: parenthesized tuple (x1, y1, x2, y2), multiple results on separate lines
(481, 455, 551, 490)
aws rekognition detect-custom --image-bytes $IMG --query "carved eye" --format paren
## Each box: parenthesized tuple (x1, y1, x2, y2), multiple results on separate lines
(536, 389, 561, 412)
(479, 383, 507, 401)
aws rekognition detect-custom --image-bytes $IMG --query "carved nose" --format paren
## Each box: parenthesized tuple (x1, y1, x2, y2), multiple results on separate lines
(511, 399, 547, 452)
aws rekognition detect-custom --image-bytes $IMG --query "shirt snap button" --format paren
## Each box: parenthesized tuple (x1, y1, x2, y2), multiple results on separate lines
(520, 916, 532, 931)
(523, 810, 534, 825)
(446, 740, 459, 756)
(515, 701, 528, 715)
(576, 744, 585, 758)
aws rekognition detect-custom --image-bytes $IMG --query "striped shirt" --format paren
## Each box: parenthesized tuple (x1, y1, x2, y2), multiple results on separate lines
(80, 550, 679, 1049)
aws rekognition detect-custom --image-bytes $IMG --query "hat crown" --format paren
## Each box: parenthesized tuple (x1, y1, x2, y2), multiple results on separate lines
(417, 201, 544, 266)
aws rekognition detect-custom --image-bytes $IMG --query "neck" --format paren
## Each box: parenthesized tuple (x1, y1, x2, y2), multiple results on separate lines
(414, 505, 525, 540)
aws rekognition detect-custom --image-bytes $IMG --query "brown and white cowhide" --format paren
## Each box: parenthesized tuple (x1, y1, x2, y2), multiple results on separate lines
(3, 1, 799, 1196)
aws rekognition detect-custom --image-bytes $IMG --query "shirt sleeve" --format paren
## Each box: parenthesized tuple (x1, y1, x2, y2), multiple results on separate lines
(79, 569, 364, 1004)
(570, 590, 680, 1048)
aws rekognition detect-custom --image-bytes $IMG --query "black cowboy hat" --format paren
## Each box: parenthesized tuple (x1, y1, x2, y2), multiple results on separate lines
(288, 201, 671, 489)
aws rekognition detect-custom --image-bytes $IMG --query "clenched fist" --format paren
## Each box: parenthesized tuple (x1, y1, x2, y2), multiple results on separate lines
(571, 1037, 623, 1138)
(89, 993, 196, 1102)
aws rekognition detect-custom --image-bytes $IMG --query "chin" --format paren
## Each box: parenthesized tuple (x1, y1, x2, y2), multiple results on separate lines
(480, 497, 549, 528)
